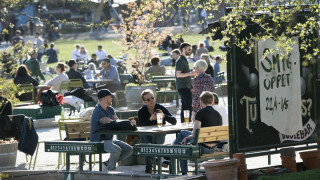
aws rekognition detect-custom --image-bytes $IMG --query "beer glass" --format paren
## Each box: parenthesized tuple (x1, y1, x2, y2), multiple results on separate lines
(183, 110, 190, 126)
(157, 113, 163, 129)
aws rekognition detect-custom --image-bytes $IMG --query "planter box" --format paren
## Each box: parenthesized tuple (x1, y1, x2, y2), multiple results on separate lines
(0, 143, 18, 170)
(13, 105, 62, 119)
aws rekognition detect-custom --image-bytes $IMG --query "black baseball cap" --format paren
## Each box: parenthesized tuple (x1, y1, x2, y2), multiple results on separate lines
(97, 89, 114, 99)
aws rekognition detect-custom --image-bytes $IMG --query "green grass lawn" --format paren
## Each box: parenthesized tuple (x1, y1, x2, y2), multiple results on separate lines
(53, 33, 227, 73)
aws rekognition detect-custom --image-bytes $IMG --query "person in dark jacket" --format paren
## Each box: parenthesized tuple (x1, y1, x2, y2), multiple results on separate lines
(14, 65, 39, 101)
(0, 91, 12, 117)
(46, 43, 58, 63)
(138, 89, 177, 173)
(24, 50, 45, 82)
(66, 59, 89, 88)
(201, 54, 214, 78)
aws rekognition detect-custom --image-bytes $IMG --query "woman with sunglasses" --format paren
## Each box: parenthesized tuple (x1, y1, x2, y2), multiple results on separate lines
(137, 89, 177, 173)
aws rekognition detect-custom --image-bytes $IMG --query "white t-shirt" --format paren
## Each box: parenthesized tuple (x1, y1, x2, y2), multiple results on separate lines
(96, 49, 107, 60)
(72, 49, 80, 60)
(45, 73, 69, 95)
(79, 51, 89, 63)
(213, 105, 228, 125)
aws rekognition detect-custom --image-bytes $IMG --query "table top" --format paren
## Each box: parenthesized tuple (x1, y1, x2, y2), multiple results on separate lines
(86, 79, 113, 83)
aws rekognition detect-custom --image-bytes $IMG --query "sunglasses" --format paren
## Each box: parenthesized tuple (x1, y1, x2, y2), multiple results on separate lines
(144, 96, 155, 102)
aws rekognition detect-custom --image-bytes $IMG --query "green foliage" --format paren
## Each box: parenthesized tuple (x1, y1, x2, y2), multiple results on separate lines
(0, 77, 19, 105)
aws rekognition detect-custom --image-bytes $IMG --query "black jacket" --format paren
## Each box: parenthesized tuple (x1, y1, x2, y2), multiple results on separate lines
(138, 103, 177, 126)
(66, 68, 89, 88)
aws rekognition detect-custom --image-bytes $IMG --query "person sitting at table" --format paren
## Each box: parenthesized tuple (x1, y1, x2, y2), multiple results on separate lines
(173, 91, 222, 175)
(87, 53, 100, 68)
(44, 63, 69, 94)
(192, 59, 215, 121)
(144, 57, 166, 79)
(214, 56, 225, 83)
(90, 89, 134, 171)
(83, 63, 97, 87)
(107, 54, 118, 67)
(138, 89, 177, 173)
(24, 50, 45, 83)
(96, 45, 107, 62)
(72, 44, 80, 60)
(14, 65, 39, 101)
(100, 58, 121, 92)
(66, 59, 89, 88)
(46, 43, 58, 64)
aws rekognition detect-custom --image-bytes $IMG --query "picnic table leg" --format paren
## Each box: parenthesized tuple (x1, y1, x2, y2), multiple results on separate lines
(99, 153, 102, 171)
(152, 135, 157, 174)
(89, 154, 92, 171)
(66, 153, 70, 171)
(169, 158, 177, 175)
(157, 156, 162, 175)
(79, 154, 83, 171)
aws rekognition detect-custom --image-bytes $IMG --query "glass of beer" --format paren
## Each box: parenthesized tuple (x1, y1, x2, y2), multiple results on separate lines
(183, 110, 190, 126)
(96, 72, 100, 79)
(157, 113, 163, 129)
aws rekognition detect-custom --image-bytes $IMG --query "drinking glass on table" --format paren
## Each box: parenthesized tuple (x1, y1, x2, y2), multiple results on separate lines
(183, 110, 190, 126)
(157, 113, 163, 129)
(96, 72, 100, 79)
(64, 108, 70, 118)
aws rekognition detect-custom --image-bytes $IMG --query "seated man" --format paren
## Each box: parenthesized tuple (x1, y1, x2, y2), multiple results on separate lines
(144, 57, 166, 78)
(173, 91, 222, 175)
(87, 53, 100, 68)
(138, 89, 177, 173)
(100, 58, 121, 92)
(90, 89, 134, 171)
(66, 60, 89, 88)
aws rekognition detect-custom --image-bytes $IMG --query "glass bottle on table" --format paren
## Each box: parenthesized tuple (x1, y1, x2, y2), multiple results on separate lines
(157, 113, 163, 129)
(60, 106, 65, 121)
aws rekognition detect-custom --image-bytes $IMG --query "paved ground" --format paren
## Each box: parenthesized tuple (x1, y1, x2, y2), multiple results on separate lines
(7, 98, 305, 176)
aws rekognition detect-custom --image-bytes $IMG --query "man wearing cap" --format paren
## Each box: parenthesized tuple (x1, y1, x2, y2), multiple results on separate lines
(66, 60, 89, 88)
(24, 51, 45, 82)
(90, 89, 134, 171)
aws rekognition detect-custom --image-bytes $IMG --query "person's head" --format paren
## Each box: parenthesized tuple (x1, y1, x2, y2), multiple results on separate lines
(29, 50, 37, 58)
(213, 93, 219, 105)
(132, 61, 140, 69)
(201, 54, 211, 65)
(101, 58, 111, 69)
(171, 49, 181, 60)
(35, 32, 40, 38)
(98, 45, 102, 51)
(141, 89, 155, 107)
(215, 56, 223, 64)
(50, 43, 54, 48)
(44, 39, 48, 44)
(15, 65, 30, 77)
(88, 62, 97, 71)
(107, 54, 114, 59)
(206, 36, 210, 40)
(194, 60, 208, 74)
(80, 46, 86, 54)
(91, 53, 97, 60)
(97, 89, 114, 106)
(56, 63, 66, 74)
(179, 42, 192, 56)
(150, 57, 160, 66)
(198, 42, 205, 48)
(16, 30, 21, 36)
(75, 44, 80, 49)
(200, 91, 214, 106)
(68, 59, 77, 69)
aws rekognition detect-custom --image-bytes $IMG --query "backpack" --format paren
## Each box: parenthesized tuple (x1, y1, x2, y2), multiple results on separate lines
(41, 89, 60, 106)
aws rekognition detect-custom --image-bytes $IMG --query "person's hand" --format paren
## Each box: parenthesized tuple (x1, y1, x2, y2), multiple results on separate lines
(190, 71, 195, 76)
(181, 137, 188, 144)
(150, 112, 157, 121)
(130, 120, 136, 126)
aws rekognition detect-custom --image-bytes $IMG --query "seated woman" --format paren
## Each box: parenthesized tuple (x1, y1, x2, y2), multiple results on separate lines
(45, 63, 69, 94)
(14, 65, 39, 101)
(144, 57, 166, 79)
(83, 63, 97, 87)
(138, 89, 177, 173)
(201, 54, 214, 78)
(173, 91, 222, 175)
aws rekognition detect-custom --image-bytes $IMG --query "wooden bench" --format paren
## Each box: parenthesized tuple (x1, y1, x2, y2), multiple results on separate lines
(133, 125, 229, 175)
(44, 122, 104, 171)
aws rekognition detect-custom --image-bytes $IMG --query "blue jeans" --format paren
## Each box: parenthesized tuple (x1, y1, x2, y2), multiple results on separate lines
(173, 130, 216, 174)
(140, 134, 165, 168)
(104, 140, 133, 170)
